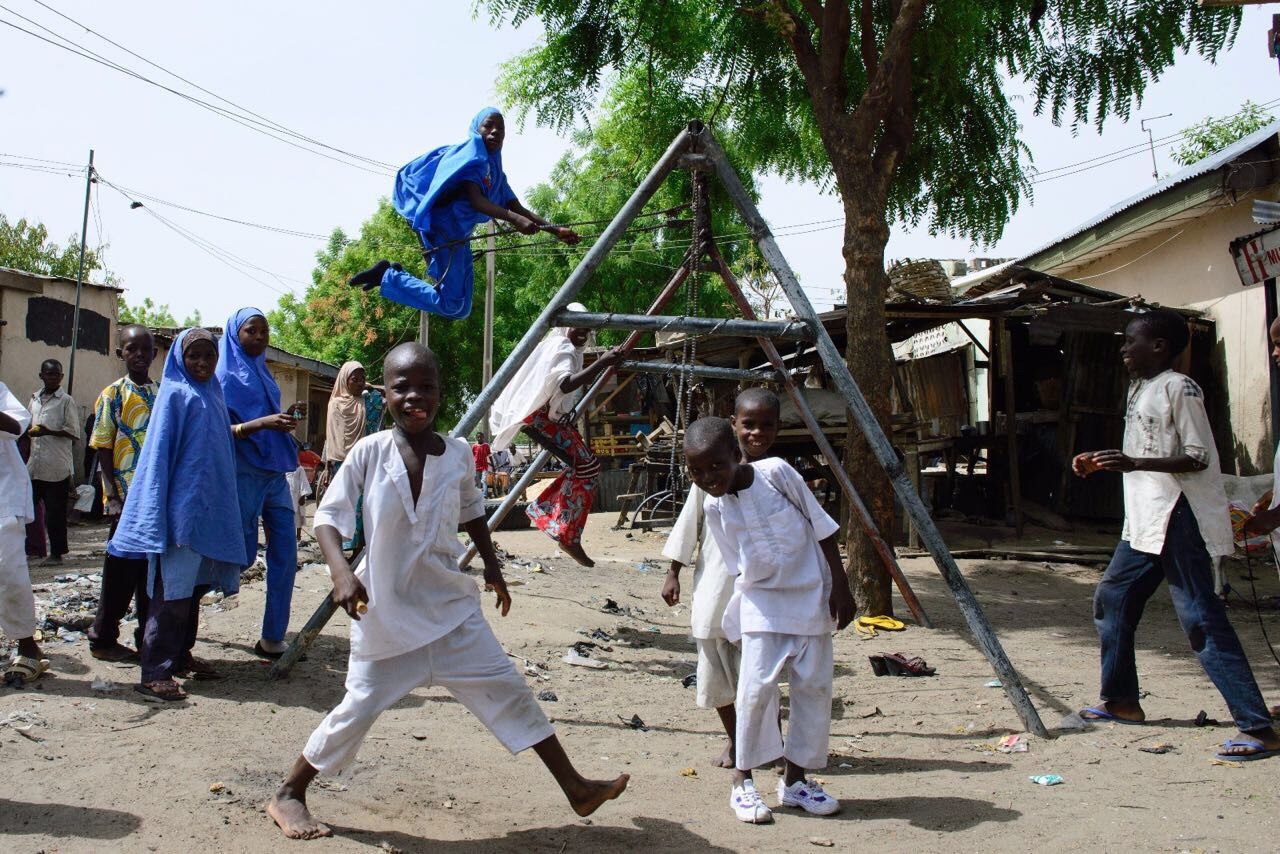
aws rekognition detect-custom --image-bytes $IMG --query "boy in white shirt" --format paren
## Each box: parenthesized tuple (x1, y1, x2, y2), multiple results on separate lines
(685, 416, 854, 823)
(267, 343, 628, 840)
(1074, 309, 1278, 761)
(0, 378, 46, 684)
(661, 388, 781, 771)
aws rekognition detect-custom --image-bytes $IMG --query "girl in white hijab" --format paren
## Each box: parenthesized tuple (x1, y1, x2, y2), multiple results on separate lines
(489, 303, 621, 566)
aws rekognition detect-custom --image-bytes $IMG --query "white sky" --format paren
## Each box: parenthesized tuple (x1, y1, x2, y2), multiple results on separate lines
(2, 2, 1279, 322)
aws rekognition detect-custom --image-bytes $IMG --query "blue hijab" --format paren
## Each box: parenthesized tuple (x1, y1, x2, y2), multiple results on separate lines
(216, 307, 296, 473)
(109, 328, 245, 565)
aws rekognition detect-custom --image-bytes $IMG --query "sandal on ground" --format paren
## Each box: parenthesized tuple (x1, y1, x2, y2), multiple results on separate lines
(90, 644, 139, 663)
(856, 615, 905, 632)
(4, 656, 50, 686)
(134, 679, 187, 702)
(870, 652, 935, 677)
(175, 655, 223, 681)
(1215, 735, 1280, 762)
(1078, 706, 1145, 725)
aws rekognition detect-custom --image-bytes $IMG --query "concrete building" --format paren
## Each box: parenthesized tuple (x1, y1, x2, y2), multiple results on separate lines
(1013, 120, 1280, 474)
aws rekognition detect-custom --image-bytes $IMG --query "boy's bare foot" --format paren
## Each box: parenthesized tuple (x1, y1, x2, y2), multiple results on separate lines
(566, 774, 629, 817)
(558, 541, 595, 568)
(713, 743, 735, 768)
(267, 789, 332, 840)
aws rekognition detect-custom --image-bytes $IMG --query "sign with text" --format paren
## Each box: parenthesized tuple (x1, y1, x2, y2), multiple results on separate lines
(1231, 225, 1280, 287)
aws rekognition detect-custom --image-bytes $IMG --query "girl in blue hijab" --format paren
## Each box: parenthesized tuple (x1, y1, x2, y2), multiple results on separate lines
(217, 308, 303, 659)
(349, 107, 580, 320)
(111, 328, 242, 701)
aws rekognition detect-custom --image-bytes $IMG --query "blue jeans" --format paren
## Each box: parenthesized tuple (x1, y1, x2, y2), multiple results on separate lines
(1095, 495, 1272, 732)
(236, 460, 298, 643)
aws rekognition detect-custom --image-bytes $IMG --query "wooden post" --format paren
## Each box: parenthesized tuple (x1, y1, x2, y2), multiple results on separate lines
(482, 219, 496, 434)
(998, 320, 1024, 536)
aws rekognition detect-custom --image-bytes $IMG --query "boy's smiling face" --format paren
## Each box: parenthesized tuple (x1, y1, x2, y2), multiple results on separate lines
(732, 399, 779, 461)
(385, 353, 441, 435)
(685, 440, 740, 498)
(1120, 319, 1165, 378)
(118, 327, 157, 377)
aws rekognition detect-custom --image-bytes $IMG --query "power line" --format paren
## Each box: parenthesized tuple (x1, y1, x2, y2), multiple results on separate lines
(0, 10, 394, 177)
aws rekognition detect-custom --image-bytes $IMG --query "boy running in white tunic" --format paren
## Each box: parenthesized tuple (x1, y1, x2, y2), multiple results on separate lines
(684, 416, 854, 824)
(267, 343, 628, 840)
(661, 388, 781, 771)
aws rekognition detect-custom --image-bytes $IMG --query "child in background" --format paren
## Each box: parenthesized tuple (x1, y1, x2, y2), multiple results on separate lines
(87, 324, 159, 662)
(685, 416, 854, 823)
(26, 358, 81, 565)
(285, 464, 312, 542)
(661, 388, 781, 774)
(110, 329, 244, 701)
(1074, 309, 1279, 761)
(267, 343, 627, 840)
(218, 308, 305, 660)
(0, 378, 46, 684)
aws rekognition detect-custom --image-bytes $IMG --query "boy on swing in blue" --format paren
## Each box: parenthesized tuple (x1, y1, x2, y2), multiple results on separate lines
(349, 107, 579, 320)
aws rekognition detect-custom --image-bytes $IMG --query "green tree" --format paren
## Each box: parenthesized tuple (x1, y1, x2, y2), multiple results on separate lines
(116, 297, 202, 328)
(0, 214, 103, 279)
(1172, 100, 1274, 167)
(478, 0, 1241, 613)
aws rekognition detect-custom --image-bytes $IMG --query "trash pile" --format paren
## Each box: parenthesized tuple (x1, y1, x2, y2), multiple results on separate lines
(32, 572, 104, 642)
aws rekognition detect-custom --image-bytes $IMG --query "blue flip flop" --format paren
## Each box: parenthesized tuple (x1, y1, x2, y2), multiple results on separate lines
(1079, 706, 1145, 725)
(1215, 736, 1280, 762)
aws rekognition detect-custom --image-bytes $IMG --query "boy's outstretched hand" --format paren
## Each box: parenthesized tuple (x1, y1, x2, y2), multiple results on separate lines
(661, 563, 682, 606)
(1072, 452, 1102, 477)
(551, 226, 580, 245)
(484, 564, 512, 616)
(332, 569, 368, 621)
(829, 579, 855, 630)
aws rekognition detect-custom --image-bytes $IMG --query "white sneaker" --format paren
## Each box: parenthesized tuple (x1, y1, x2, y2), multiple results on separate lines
(777, 777, 840, 815)
(730, 780, 774, 824)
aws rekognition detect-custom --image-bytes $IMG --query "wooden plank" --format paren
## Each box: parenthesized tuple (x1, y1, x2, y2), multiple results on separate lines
(999, 320, 1024, 536)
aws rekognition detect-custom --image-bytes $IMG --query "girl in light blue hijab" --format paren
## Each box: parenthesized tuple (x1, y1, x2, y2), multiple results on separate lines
(217, 308, 303, 659)
(349, 107, 580, 320)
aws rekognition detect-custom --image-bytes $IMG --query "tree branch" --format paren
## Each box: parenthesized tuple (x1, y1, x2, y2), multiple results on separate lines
(817, 0, 852, 109)
(868, 1, 925, 202)
(849, 0, 926, 148)
(859, 0, 878, 76)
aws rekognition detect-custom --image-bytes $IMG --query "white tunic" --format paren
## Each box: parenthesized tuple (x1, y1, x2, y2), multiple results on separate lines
(704, 458, 840, 640)
(0, 383, 34, 523)
(661, 483, 734, 640)
(1119, 371, 1232, 557)
(314, 431, 486, 662)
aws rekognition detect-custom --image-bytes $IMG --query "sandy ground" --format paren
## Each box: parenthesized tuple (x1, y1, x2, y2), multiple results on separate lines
(2, 510, 1279, 853)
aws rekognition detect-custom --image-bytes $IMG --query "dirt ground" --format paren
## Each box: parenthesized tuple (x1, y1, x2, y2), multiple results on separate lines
(2, 510, 1279, 853)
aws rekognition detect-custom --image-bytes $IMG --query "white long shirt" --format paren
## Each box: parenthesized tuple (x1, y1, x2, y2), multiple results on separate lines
(27, 387, 80, 482)
(0, 383, 34, 523)
(661, 483, 734, 640)
(704, 458, 840, 640)
(314, 431, 486, 662)
(1120, 371, 1232, 557)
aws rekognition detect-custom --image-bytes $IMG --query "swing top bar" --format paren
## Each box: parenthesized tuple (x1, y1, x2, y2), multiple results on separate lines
(552, 310, 815, 341)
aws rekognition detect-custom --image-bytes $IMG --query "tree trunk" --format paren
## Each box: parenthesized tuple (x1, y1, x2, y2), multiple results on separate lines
(838, 192, 895, 617)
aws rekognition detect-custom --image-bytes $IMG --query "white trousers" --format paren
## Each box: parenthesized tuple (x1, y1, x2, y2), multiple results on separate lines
(304, 610, 554, 775)
(736, 631, 833, 772)
(695, 637, 740, 710)
(0, 517, 37, 641)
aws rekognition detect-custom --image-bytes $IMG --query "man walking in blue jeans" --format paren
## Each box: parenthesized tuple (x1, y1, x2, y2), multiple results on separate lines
(1073, 309, 1278, 761)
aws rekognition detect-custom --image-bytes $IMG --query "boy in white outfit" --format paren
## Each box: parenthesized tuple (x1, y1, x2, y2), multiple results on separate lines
(0, 378, 46, 684)
(661, 388, 781, 769)
(685, 416, 854, 824)
(267, 344, 628, 840)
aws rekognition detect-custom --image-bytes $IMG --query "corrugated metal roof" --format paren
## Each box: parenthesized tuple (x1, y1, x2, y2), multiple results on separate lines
(1020, 119, 1280, 263)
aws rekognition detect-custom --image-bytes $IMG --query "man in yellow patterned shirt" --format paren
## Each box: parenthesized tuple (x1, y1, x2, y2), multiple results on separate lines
(87, 325, 158, 662)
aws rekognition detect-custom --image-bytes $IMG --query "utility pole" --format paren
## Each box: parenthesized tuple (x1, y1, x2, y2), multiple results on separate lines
(482, 219, 496, 434)
(1140, 114, 1172, 182)
(417, 312, 428, 348)
(67, 148, 94, 397)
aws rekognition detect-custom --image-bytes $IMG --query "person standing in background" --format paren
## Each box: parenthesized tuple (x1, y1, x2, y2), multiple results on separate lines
(27, 358, 80, 566)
